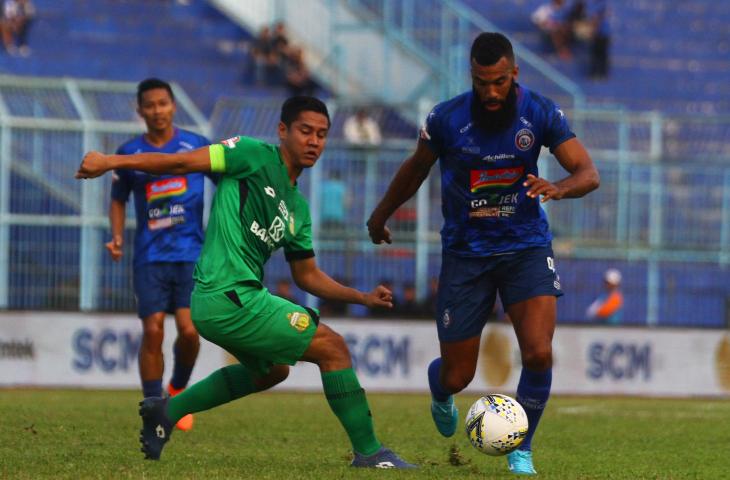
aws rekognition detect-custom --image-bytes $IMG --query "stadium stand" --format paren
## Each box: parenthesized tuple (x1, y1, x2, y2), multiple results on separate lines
(462, 0, 730, 114)
(1, 0, 729, 328)
(1, 0, 265, 115)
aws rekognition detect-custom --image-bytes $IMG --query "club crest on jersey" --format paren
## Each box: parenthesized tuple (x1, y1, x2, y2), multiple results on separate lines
(221, 136, 241, 149)
(288, 212, 295, 234)
(515, 128, 535, 151)
(288, 312, 310, 332)
(442, 309, 451, 328)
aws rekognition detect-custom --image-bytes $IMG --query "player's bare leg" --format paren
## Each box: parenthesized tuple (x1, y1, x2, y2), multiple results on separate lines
(139, 312, 166, 398)
(301, 322, 416, 468)
(167, 308, 200, 431)
(505, 295, 556, 475)
(428, 335, 481, 437)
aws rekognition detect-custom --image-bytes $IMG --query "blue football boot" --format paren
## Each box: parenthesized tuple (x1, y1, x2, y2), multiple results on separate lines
(351, 446, 417, 469)
(507, 449, 537, 475)
(139, 397, 174, 460)
(431, 395, 458, 437)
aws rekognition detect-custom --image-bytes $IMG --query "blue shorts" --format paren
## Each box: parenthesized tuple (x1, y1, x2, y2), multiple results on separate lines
(436, 246, 563, 342)
(133, 262, 196, 319)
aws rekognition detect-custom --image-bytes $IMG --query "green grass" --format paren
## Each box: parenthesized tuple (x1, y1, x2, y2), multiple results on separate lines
(1, 389, 728, 479)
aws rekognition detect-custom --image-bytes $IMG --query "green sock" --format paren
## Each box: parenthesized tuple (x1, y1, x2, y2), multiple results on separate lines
(321, 368, 382, 456)
(166, 364, 256, 423)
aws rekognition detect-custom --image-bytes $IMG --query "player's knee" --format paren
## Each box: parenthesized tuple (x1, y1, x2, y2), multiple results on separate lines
(141, 326, 164, 351)
(178, 326, 199, 346)
(441, 370, 474, 393)
(318, 328, 352, 369)
(270, 365, 290, 386)
(521, 348, 553, 370)
(326, 330, 351, 363)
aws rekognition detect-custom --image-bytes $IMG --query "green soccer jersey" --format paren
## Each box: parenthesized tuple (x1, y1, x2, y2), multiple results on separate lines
(193, 136, 314, 293)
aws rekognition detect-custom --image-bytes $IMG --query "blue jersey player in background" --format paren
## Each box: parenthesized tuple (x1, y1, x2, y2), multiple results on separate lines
(108, 78, 211, 432)
(367, 33, 599, 475)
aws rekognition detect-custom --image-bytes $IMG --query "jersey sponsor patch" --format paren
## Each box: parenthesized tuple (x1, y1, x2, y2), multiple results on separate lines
(515, 128, 535, 151)
(470, 167, 524, 193)
(221, 136, 241, 149)
(145, 177, 187, 203)
(469, 205, 516, 219)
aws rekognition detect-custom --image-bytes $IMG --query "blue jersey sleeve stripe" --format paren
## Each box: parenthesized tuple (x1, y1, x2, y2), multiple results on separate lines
(209, 144, 226, 172)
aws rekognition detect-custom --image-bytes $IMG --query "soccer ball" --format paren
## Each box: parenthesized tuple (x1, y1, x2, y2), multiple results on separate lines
(465, 394, 528, 456)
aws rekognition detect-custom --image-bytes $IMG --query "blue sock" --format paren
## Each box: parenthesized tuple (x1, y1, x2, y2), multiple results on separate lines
(170, 343, 195, 390)
(516, 367, 552, 451)
(428, 358, 451, 402)
(142, 379, 162, 398)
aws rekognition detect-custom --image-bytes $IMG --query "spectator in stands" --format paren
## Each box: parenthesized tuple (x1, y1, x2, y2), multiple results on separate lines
(320, 169, 348, 230)
(1, 0, 34, 57)
(425, 276, 439, 316)
(585, 0, 610, 78)
(531, 0, 572, 60)
(274, 278, 296, 303)
(393, 282, 430, 318)
(343, 108, 383, 146)
(284, 46, 314, 97)
(251, 26, 281, 85)
(586, 268, 624, 324)
(271, 21, 290, 57)
(108, 78, 210, 432)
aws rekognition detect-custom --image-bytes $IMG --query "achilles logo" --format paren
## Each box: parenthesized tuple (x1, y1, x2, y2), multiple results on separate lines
(156, 425, 166, 438)
(376, 462, 395, 469)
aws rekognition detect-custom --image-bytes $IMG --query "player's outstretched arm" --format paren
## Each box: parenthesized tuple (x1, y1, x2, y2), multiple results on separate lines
(75, 147, 211, 179)
(367, 140, 438, 244)
(289, 257, 393, 309)
(525, 138, 600, 202)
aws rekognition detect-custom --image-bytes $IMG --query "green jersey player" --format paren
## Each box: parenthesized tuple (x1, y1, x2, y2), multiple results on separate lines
(76, 96, 415, 469)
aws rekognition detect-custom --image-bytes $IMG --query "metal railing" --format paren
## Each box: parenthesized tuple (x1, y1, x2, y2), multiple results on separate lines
(0, 75, 209, 311)
(3, 85, 730, 327)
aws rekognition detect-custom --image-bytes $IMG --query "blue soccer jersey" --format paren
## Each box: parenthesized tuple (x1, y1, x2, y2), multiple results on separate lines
(421, 85, 575, 257)
(111, 128, 210, 266)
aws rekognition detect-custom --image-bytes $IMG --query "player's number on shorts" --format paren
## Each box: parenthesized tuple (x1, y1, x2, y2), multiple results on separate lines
(547, 257, 555, 273)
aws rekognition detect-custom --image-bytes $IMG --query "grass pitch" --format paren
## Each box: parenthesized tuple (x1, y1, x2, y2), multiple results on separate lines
(1, 389, 728, 479)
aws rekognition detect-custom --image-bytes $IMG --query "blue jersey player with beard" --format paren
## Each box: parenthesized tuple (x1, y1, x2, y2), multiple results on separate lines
(367, 32, 599, 475)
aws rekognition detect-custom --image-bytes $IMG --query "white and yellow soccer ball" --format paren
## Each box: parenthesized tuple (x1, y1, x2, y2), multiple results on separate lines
(465, 394, 529, 456)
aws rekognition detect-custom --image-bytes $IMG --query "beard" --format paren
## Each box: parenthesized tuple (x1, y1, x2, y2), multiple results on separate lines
(471, 81, 518, 133)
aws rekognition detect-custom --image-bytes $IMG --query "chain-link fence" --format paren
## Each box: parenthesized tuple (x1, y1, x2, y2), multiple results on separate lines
(2, 82, 730, 327)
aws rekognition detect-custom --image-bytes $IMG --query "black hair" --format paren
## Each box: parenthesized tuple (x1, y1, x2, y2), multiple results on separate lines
(137, 78, 175, 106)
(470, 32, 515, 66)
(280, 96, 330, 127)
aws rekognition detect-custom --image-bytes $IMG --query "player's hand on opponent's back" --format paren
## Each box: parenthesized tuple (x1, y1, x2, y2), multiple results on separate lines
(75, 151, 110, 179)
(105, 236, 123, 261)
(524, 174, 564, 203)
(363, 284, 394, 310)
(366, 216, 392, 245)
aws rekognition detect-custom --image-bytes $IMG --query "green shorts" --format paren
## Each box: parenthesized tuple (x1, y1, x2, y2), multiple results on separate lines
(191, 285, 318, 377)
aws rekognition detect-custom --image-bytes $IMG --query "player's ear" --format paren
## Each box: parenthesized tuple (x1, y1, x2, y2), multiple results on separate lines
(512, 63, 519, 80)
(277, 121, 288, 141)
